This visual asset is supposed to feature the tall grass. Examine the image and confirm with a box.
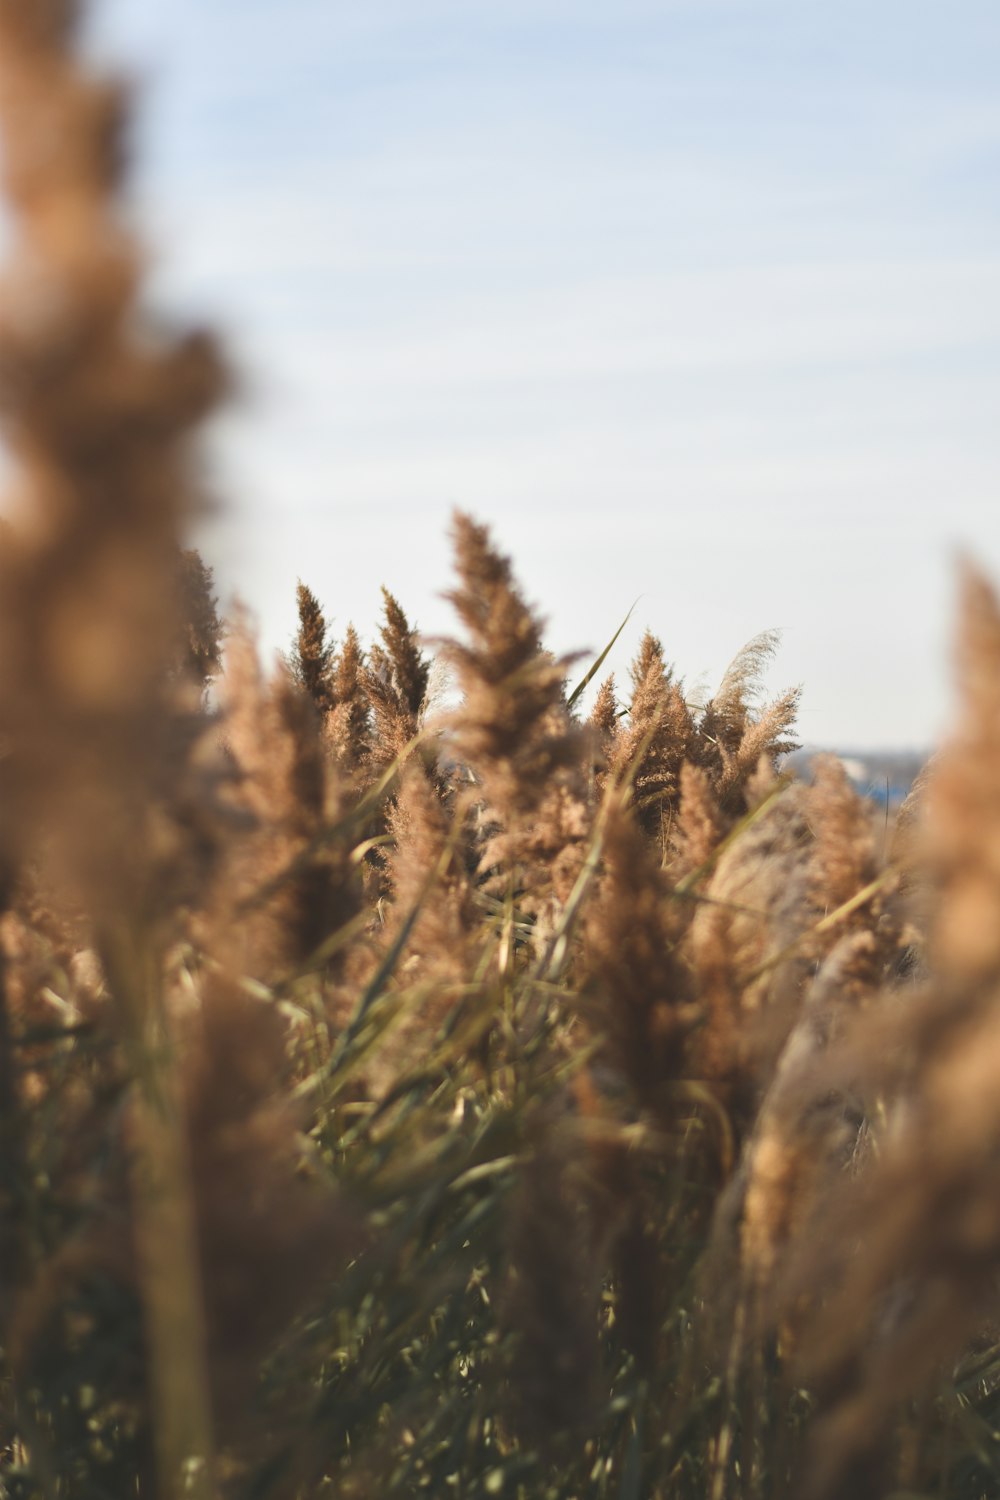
[1,7,999,1500]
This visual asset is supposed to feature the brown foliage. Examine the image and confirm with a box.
[212,623,361,977]
[443,512,592,923]
[289,580,336,717]
[582,791,696,1114]
[768,567,1000,1497]
[10,10,1000,1500]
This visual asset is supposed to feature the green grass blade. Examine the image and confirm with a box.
[567,600,638,710]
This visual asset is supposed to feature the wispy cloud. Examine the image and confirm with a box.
[76,0,1000,747]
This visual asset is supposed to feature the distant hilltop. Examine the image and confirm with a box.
[784,747,928,807]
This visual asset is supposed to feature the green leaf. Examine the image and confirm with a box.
[567,600,638,710]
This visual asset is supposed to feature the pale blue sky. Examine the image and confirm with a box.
[80,0,1000,747]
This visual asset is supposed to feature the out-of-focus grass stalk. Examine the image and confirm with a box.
[103,922,215,1500]
[0,934,23,1313]
[0,0,226,1486]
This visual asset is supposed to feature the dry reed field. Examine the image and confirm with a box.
[3,7,1000,1499]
